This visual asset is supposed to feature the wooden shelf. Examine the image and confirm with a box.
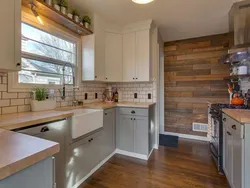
[22,0,93,36]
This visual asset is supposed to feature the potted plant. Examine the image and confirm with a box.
[53,0,60,11]
[45,0,52,6]
[72,9,80,23]
[59,0,68,15]
[31,87,56,112]
[83,15,91,29]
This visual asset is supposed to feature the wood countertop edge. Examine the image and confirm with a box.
[222,109,250,124]
[0,140,59,181]
[1,112,74,131]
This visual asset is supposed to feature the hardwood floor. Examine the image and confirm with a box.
[80,139,229,188]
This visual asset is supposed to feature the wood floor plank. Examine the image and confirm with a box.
[80,139,229,188]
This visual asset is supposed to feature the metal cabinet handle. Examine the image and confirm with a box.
[134,118,136,120]
[131,111,135,114]
[41,126,50,133]
[105,113,108,115]
[131,118,133,120]
[88,138,94,142]
[223,118,226,122]
[227,131,232,136]
[16,62,21,67]
[232,125,236,130]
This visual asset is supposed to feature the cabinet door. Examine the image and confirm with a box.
[134,116,149,155]
[123,32,136,82]
[135,30,150,82]
[95,28,105,81]
[102,109,116,159]
[36,123,66,188]
[66,140,91,188]
[0,0,21,71]
[225,124,233,183]
[117,115,134,152]
[105,33,123,82]
[232,123,243,188]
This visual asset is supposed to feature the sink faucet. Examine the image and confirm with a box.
[59,62,79,106]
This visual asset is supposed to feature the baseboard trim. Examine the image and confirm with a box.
[72,151,116,188]
[153,144,159,150]
[115,149,148,160]
[161,132,211,142]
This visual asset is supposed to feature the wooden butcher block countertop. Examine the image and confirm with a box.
[0,129,59,181]
[222,109,250,124]
[0,110,73,131]
[81,102,156,109]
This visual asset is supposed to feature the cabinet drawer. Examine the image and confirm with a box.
[118,107,148,117]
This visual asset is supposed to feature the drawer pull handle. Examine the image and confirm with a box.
[227,131,232,136]
[131,111,135,114]
[41,126,50,133]
[232,125,236,130]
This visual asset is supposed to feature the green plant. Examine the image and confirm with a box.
[83,15,91,24]
[59,0,68,8]
[34,87,47,101]
[72,9,80,16]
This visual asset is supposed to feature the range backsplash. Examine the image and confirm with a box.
[0,75,155,115]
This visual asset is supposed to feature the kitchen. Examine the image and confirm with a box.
[0,0,249,188]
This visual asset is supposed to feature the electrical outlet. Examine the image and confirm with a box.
[134,93,138,99]
[85,93,88,100]
[95,93,98,99]
[148,93,152,99]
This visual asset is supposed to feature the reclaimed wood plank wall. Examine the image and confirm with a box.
[164,33,233,136]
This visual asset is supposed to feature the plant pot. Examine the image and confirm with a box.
[60,6,67,14]
[45,0,52,6]
[53,4,60,11]
[31,100,57,112]
[67,13,73,19]
[74,15,80,23]
[84,22,90,29]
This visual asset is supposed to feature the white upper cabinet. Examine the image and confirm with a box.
[82,14,105,81]
[123,29,152,82]
[0,0,21,72]
[135,30,151,82]
[123,32,136,82]
[105,32,123,82]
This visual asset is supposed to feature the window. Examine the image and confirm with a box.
[20,23,76,85]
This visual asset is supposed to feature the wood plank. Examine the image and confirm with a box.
[176,50,227,61]
[176,69,211,76]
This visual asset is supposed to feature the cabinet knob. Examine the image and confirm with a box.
[223,118,226,122]
[131,118,133,120]
[16,62,21,67]
[106,78,108,80]
[95,76,97,78]
[134,118,136,120]
[136,78,138,80]
[105,113,108,115]
[131,111,135,114]
[133,78,135,80]
[232,125,236,130]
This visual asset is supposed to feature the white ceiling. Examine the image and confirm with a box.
[69,0,240,42]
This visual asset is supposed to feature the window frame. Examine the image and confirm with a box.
[8,12,82,92]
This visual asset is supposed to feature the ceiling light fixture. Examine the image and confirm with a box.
[30,4,44,25]
[132,0,154,4]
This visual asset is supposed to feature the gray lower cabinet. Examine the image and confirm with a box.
[0,157,55,188]
[66,109,116,188]
[116,107,152,156]
[101,108,116,158]
[134,116,149,155]
[222,113,250,188]
[66,131,102,188]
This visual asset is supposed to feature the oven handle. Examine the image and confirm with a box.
[209,143,219,159]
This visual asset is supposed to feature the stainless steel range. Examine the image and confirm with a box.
[209,104,248,174]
